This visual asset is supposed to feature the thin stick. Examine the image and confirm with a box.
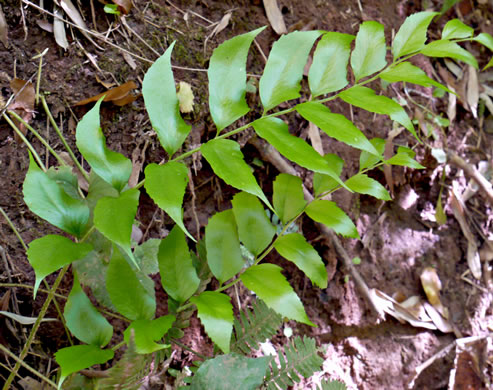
[406,341,455,389]
[0,344,57,389]
[0,283,67,300]
[3,265,69,389]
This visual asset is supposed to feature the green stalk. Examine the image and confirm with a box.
[3,265,69,390]
[7,110,68,167]
[0,344,57,388]
[3,113,45,169]
[0,206,28,252]
[41,96,90,182]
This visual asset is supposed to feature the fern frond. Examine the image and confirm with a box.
[98,337,151,389]
[231,299,283,354]
[319,379,347,390]
[263,336,323,390]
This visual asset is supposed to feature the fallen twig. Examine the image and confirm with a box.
[448,151,493,205]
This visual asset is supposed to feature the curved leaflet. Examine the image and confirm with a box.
[252,117,348,190]
[93,188,140,267]
[274,233,327,288]
[296,102,379,155]
[420,40,478,68]
[64,273,113,347]
[205,209,244,284]
[106,245,156,321]
[123,315,175,354]
[379,62,451,92]
[75,98,132,192]
[442,19,474,40]
[231,192,275,257]
[143,42,191,156]
[345,173,391,201]
[201,139,271,209]
[392,11,438,59]
[351,21,386,81]
[55,345,114,389]
[158,225,199,303]
[273,173,306,224]
[305,199,359,239]
[191,291,233,353]
[144,161,193,240]
[241,264,314,326]
[27,235,92,298]
[309,32,354,96]
[23,153,90,238]
[260,30,321,112]
[208,27,265,131]
[339,86,416,139]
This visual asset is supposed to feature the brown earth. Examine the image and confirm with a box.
[0,0,492,389]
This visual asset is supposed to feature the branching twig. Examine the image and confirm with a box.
[249,137,385,320]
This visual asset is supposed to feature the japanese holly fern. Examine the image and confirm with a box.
[22,12,491,388]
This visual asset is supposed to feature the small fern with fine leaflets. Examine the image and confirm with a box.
[231,299,283,354]
[319,379,348,390]
[263,336,324,390]
[98,336,151,389]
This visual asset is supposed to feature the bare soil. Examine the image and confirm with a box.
[0,0,492,389]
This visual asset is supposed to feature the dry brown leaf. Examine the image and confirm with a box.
[423,302,453,333]
[466,65,479,118]
[53,7,69,50]
[74,81,139,106]
[128,146,143,188]
[448,86,457,124]
[112,0,132,15]
[420,267,448,319]
[57,0,102,49]
[0,4,8,48]
[204,13,232,53]
[307,122,323,155]
[263,0,287,35]
[370,289,438,330]
[36,19,53,33]
[420,268,441,306]
[9,79,36,138]
[450,351,483,390]
[0,290,10,311]
[122,51,137,70]
[450,184,481,279]
[95,74,115,89]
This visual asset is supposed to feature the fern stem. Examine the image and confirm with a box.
[3,265,69,390]
[171,339,208,360]
[111,341,126,352]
